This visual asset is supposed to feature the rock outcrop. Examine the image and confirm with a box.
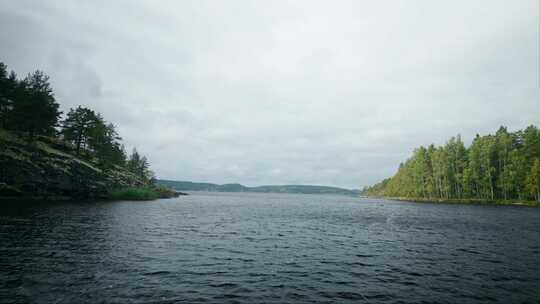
[0,129,146,200]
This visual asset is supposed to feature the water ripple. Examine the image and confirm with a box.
[1,192,540,303]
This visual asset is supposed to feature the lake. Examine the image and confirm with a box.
[1,192,540,303]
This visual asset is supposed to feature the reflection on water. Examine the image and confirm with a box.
[1,192,540,303]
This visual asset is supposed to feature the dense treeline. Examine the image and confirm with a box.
[363,126,540,202]
[0,62,154,182]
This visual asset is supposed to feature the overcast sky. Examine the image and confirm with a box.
[1,0,539,188]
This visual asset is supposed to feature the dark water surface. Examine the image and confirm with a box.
[1,193,540,303]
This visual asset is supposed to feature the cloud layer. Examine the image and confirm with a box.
[1,0,539,188]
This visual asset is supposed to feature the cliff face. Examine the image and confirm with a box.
[0,129,145,200]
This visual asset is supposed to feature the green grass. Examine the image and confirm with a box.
[109,187,160,201]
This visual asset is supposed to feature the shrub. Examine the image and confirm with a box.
[109,187,160,201]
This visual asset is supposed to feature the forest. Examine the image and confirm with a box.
[362,126,540,203]
[0,62,154,184]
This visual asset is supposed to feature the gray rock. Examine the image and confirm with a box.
[0,130,146,200]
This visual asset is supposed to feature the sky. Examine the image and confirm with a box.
[1,0,539,189]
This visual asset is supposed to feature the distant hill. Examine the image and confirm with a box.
[156,180,360,196]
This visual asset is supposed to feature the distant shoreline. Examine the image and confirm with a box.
[157,179,361,196]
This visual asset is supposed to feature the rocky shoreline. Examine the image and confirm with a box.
[0,129,178,201]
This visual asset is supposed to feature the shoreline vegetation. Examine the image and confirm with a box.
[371,196,540,207]
[363,125,540,206]
[0,62,178,201]
[109,187,187,201]
[0,187,186,202]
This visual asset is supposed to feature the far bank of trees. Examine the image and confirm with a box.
[0,62,154,182]
[363,126,540,202]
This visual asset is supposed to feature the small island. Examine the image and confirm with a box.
[0,62,179,201]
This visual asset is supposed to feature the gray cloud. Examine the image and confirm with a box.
[1,0,539,188]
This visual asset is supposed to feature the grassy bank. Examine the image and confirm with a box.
[109,187,161,200]
[109,186,185,201]
[382,197,540,207]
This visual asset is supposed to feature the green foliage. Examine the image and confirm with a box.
[61,106,99,154]
[0,65,61,137]
[60,107,126,167]
[1,61,154,187]
[91,122,127,167]
[0,63,16,128]
[109,187,160,201]
[126,148,152,181]
[526,159,540,201]
[364,126,540,203]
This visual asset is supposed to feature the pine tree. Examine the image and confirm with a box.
[0,63,9,127]
[127,148,151,180]
[89,120,126,167]
[1,62,154,182]
[8,70,61,138]
[0,63,19,129]
[61,106,99,155]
